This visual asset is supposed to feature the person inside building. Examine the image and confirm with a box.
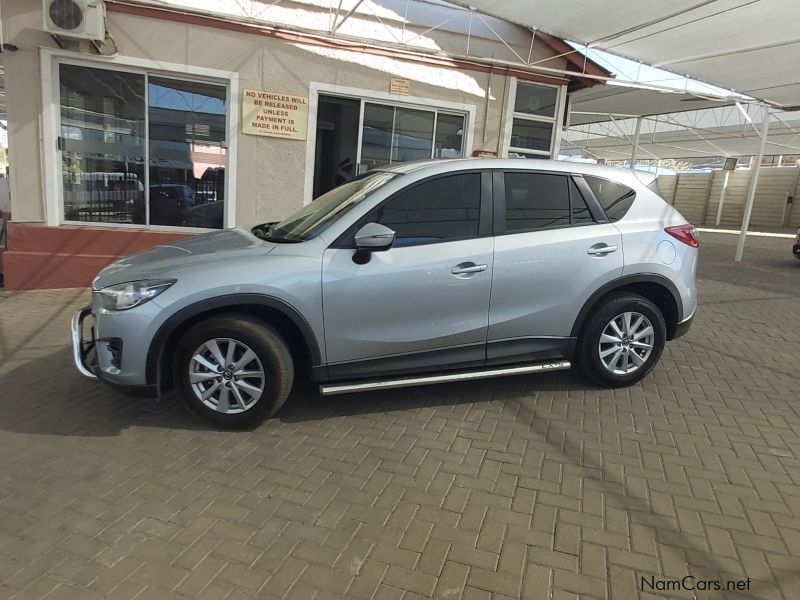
[334,158,355,186]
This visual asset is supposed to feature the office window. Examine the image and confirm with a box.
[360,103,466,171]
[372,173,481,245]
[59,63,227,228]
[504,173,570,232]
[506,81,560,159]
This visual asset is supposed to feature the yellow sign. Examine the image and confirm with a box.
[390,76,411,96]
[242,89,308,140]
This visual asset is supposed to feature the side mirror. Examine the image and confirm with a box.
[353,222,395,264]
[355,222,395,251]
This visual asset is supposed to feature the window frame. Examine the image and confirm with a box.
[502,78,567,159]
[331,170,493,249]
[492,170,608,236]
[42,49,238,231]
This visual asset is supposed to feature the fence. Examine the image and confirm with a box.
[655,165,800,228]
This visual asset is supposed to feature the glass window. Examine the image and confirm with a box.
[584,175,636,222]
[59,63,227,228]
[510,119,553,153]
[60,64,146,224]
[359,103,467,171]
[392,107,434,164]
[434,113,464,158]
[149,77,227,228]
[515,83,558,117]
[504,172,570,232]
[570,180,595,225]
[361,103,394,170]
[372,173,481,246]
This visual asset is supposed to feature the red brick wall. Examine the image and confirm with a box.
[2,223,191,290]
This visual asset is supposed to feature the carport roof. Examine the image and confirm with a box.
[447,0,800,109]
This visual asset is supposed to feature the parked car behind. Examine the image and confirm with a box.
[73,159,698,428]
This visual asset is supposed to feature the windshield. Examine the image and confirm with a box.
[256,171,398,243]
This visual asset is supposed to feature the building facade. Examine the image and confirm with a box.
[1,0,607,289]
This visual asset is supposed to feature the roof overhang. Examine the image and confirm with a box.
[447,0,800,109]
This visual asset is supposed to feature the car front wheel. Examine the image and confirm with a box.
[579,293,666,387]
[175,316,294,428]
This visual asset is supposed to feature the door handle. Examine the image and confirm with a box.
[587,244,618,256]
[451,262,488,277]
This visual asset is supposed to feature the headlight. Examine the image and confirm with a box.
[97,279,175,311]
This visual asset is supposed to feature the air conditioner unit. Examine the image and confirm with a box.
[44,0,106,41]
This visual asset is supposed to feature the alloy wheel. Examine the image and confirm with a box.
[189,338,266,413]
[598,311,655,375]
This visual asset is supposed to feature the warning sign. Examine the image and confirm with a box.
[242,89,308,140]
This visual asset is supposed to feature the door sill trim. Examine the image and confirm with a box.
[319,360,572,396]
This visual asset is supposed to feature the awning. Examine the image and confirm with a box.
[447,0,800,109]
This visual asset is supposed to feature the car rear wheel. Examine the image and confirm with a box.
[578,292,666,387]
[175,316,293,428]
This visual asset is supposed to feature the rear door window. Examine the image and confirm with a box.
[584,175,636,222]
[503,172,571,233]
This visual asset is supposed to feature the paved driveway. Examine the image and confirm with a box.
[0,232,798,600]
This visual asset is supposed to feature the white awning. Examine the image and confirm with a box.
[447,0,800,108]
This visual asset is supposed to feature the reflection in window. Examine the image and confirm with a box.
[59,64,227,228]
[510,119,553,153]
[148,77,227,228]
[514,83,558,117]
[359,103,466,171]
[434,113,464,158]
[392,108,434,164]
[360,103,395,171]
[60,65,146,224]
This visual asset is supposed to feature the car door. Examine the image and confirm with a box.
[322,171,494,379]
[487,170,623,364]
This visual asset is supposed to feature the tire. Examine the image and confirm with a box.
[175,316,294,428]
[578,292,666,387]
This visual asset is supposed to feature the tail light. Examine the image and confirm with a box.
[665,224,699,248]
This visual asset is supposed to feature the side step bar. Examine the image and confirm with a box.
[320,360,571,396]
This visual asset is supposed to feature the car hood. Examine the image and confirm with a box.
[92,228,274,289]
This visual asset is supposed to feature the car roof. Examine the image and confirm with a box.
[377,158,655,188]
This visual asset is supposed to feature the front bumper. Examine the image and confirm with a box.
[71,307,98,379]
[71,306,157,396]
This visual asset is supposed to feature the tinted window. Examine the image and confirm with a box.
[570,180,595,225]
[584,175,636,221]
[373,173,481,246]
[504,173,570,232]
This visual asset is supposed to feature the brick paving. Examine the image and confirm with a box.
[0,232,798,599]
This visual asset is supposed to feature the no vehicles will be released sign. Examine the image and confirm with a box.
[242,89,308,140]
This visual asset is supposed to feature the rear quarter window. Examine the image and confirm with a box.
[584,175,636,222]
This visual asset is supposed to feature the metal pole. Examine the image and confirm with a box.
[654,159,661,177]
[735,106,770,262]
[714,170,730,226]
[630,116,642,169]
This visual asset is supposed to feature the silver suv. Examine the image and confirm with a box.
[72,159,698,428]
